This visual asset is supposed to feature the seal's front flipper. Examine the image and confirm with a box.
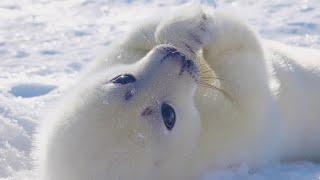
[155,5,214,60]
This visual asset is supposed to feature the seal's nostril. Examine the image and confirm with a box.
[185,60,194,68]
[163,46,178,54]
[160,46,185,63]
[157,45,199,81]
[181,60,196,72]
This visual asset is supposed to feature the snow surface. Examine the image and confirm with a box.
[0,0,319,179]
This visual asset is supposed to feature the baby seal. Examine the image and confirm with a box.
[35,45,201,180]
[35,5,320,180]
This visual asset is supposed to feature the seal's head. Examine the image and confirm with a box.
[44,45,201,180]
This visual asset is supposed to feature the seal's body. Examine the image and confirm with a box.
[35,6,320,180]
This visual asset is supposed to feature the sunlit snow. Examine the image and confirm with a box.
[0,0,319,179]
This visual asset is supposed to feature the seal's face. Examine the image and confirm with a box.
[95,45,200,179]
[48,45,200,180]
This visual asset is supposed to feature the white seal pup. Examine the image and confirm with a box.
[35,45,201,180]
[34,5,320,180]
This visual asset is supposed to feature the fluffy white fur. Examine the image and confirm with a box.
[35,5,320,180]
[35,45,201,180]
[195,10,320,171]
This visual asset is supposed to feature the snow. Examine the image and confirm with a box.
[9,84,57,98]
[0,0,319,179]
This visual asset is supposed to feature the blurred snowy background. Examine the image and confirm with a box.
[0,0,319,179]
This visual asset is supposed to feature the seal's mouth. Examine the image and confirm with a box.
[158,45,200,82]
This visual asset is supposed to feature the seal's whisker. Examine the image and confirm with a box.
[198,82,235,103]
[199,62,210,68]
[199,78,218,85]
[200,76,225,81]
[202,69,213,74]
[200,68,213,73]
[200,73,214,78]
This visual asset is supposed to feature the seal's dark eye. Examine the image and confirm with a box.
[110,74,136,85]
[161,103,176,131]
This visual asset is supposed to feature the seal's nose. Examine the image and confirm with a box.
[156,45,189,64]
[162,46,179,55]
[155,45,199,81]
[156,45,182,61]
